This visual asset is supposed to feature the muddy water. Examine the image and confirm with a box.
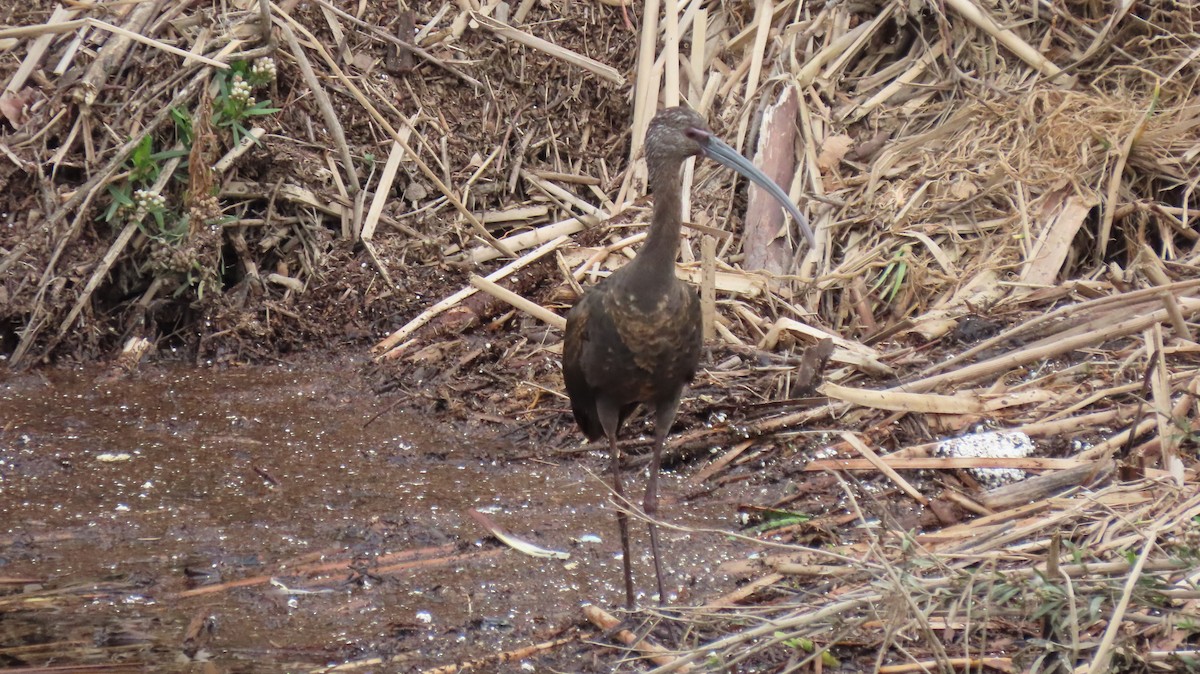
[0,360,749,671]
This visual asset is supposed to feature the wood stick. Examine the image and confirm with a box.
[845,40,946,122]
[84,17,228,69]
[469,275,567,330]
[700,235,717,341]
[280,22,362,203]
[374,236,569,356]
[624,0,662,205]
[663,0,680,108]
[360,139,405,240]
[3,6,78,93]
[688,8,706,105]
[899,299,1200,393]
[918,279,1200,378]
[272,5,514,258]
[1097,98,1153,254]
[467,215,591,264]
[1086,527,1158,673]
[842,432,928,505]
[942,0,1074,85]
[1140,245,1193,340]
[583,604,694,671]
[316,0,480,86]
[0,16,227,71]
[733,0,773,153]
[688,439,752,486]
[471,13,624,84]
[419,634,586,674]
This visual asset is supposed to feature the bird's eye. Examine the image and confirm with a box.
[684,127,706,142]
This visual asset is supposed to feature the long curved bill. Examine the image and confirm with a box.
[700,133,816,247]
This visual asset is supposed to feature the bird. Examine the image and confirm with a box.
[562,106,815,609]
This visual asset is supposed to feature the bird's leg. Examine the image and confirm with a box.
[597,399,635,610]
[611,428,636,610]
[645,397,681,606]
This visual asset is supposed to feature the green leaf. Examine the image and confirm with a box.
[130,135,153,167]
[107,183,134,207]
[886,260,908,301]
[241,100,281,116]
[742,508,812,534]
[150,148,189,161]
[778,632,814,651]
[170,107,193,144]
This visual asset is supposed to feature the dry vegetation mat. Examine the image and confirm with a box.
[3,0,1200,671]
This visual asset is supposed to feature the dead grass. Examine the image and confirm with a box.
[2,0,1200,671]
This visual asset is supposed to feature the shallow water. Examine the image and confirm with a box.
[0,361,748,671]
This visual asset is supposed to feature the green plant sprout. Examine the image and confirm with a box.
[102,135,186,230]
[871,244,911,303]
[98,57,280,299]
[213,57,281,146]
[742,508,812,535]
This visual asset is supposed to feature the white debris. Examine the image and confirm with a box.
[935,430,1034,489]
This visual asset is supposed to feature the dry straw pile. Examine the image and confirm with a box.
[3,0,1200,670]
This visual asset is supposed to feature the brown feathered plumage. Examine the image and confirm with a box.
[561,106,813,609]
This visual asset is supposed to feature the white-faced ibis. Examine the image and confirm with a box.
[563,106,815,608]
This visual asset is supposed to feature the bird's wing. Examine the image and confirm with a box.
[562,295,605,440]
[610,282,702,382]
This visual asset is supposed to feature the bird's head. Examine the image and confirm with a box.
[645,106,711,165]
[642,106,816,247]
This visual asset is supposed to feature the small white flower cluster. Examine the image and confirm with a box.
[935,430,1033,489]
[230,74,255,106]
[133,189,165,212]
[251,57,277,82]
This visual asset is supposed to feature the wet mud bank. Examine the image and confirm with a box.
[0,360,749,671]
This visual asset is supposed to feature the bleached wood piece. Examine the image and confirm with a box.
[4,6,78,94]
[469,275,566,330]
[943,0,1074,85]
[374,236,570,357]
[360,139,405,241]
[471,13,624,85]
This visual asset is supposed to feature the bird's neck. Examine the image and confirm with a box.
[626,160,685,289]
